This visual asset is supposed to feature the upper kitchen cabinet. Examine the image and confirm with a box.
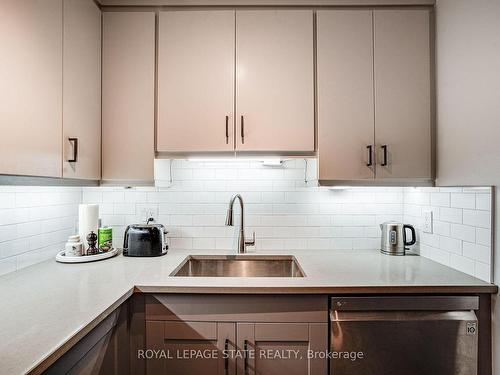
[374,9,432,180]
[317,8,432,183]
[0,0,62,177]
[157,11,235,152]
[63,0,102,180]
[157,10,314,154]
[102,12,155,183]
[317,10,375,181]
[236,10,314,152]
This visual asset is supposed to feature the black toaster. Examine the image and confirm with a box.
[123,223,168,257]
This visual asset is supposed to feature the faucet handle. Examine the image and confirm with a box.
[245,231,256,247]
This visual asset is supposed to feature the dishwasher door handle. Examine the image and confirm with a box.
[330,296,479,311]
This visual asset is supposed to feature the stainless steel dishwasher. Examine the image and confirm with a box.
[330,296,479,375]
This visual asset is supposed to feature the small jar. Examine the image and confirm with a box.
[65,235,83,257]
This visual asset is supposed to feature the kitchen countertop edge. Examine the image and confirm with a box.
[135,284,498,294]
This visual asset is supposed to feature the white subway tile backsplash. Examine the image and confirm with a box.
[170,215,193,226]
[474,262,491,282]
[430,192,451,207]
[450,193,475,209]
[419,244,448,265]
[405,191,430,205]
[0,257,16,276]
[0,162,493,284]
[0,193,15,209]
[331,238,353,250]
[306,238,331,250]
[192,238,216,250]
[0,224,17,242]
[403,185,492,282]
[476,228,491,247]
[462,242,491,264]
[463,209,491,229]
[439,187,463,193]
[16,244,60,270]
[353,238,379,250]
[433,221,451,236]
[114,203,136,215]
[475,194,491,211]
[450,223,476,242]
[0,187,80,275]
[420,232,440,248]
[102,191,125,203]
[123,191,148,202]
[170,238,193,249]
[450,254,475,275]
[438,207,463,224]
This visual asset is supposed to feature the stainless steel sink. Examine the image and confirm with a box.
[170,255,305,277]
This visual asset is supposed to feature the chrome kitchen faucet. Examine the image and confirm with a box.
[225,194,255,253]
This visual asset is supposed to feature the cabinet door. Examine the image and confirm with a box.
[63,0,101,180]
[0,0,62,177]
[317,10,375,181]
[236,322,327,375]
[102,12,155,182]
[45,305,129,375]
[146,321,236,375]
[374,9,432,180]
[236,10,314,152]
[157,11,235,152]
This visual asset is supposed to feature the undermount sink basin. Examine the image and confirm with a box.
[170,255,305,277]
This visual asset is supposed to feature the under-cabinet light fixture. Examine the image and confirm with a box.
[185,157,284,167]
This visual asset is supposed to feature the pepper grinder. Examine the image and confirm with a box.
[86,231,98,255]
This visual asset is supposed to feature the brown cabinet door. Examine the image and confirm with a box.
[146,320,236,375]
[102,12,155,183]
[157,10,235,152]
[63,0,101,180]
[235,10,314,152]
[0,0,62,177]
[374,9,432,180]
[317,10,375,182]
[46,305,129,375]
[236,322,327,375]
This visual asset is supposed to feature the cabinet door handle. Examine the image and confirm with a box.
[241,115,245,144]
[68,137,78,163]
[366,145,373,167]
[224,338,229,375]
[381,145,388,166]
[225,116,229,144]
[244,339,249,375]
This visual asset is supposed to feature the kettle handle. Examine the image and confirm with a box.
[403,225,416,246]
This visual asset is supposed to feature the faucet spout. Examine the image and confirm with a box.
[225,194,255,253]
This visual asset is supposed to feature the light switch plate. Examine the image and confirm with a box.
[423,211,433,233]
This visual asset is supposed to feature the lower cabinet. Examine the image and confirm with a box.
[236,322,326,375]
[144,294,328,375]
[44,303,129,375]
[146,321,235,375]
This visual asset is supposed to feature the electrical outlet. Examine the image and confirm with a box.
[139,206,157,223]
[423,211,433,233]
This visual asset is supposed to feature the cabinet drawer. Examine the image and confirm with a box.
[146,294,328,323]
[254,323,309,341]
[164,321,217,340]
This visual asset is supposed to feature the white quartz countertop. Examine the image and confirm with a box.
[0,249,496,374]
